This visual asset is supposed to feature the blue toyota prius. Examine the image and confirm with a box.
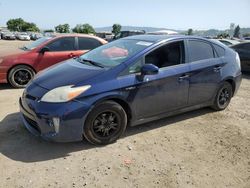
[20,35,242,145]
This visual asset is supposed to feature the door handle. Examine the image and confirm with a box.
[68,53,75,58]
[213,66,222,72]
[179,74,189,82]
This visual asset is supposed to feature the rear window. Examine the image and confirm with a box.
[188,40,214,62]
[242,43,250,50]
[78,37,102,50]
[213,44,225,57]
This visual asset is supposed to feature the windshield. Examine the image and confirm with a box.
[23,37,52,50]
[79,39,153,68]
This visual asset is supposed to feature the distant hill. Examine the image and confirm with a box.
[95,26,250,37]
[95,26,180,33]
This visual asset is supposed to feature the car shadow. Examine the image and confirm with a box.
[0,112,93,163]
[242,72,250,79]
[125,107,213,137]
[0,108,213,163]
[0,83,14,90]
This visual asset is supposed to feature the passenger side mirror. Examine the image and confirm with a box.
[141,64,159,76]
[39,46,50,54]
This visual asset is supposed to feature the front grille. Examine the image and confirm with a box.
[23,115,41,134]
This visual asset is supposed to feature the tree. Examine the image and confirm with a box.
[230,23,235,31]
[6,18,39,32]
[55,24,70,33]
[7,18,25,31]
[187,28,193,35]
[233,25,240,38]
[112,24,121,36]
[22,22,39,32]
[43,29,54,33]
[217,33,230,39]
[72,24,95,34]
[243,33,250,37]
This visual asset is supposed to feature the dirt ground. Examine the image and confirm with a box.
[0,40,250,188]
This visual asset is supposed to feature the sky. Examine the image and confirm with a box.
[0,0,250,30]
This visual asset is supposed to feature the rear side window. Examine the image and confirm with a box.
[78,37,102,50]
[188,40,214,62]
[47,37,76,51]
[213,44,225,57]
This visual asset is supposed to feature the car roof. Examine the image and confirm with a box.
[52,33,107,43]
[231,41,250,47]
[124,34,209,43]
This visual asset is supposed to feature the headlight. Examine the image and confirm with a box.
[41,85,91,103]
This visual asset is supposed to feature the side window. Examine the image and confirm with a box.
[188,40,214,62]
[120,59,143,76]
[47,37,75,51]
[213,44,225,57]
[78,37,102,50]
[145,41,184,68]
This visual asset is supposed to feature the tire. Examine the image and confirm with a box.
[8,65,35,88]
[212,82,233,111]
[83,101,127,145]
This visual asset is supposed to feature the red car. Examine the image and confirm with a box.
[0,34,107,88]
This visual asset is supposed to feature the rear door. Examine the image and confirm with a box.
[187,39,224,105]
[35,37,77,71]
[75,37,103,57]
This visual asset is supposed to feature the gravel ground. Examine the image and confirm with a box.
[0,40,250,188]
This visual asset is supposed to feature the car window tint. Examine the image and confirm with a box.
[145,41,184,68]
[78,37,102,50]
[47,37,75,51]
[213,44,225,57]
[242,43,250,50]
[188,40,214,62]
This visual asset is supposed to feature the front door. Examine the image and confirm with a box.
[35,37,77,71]
[119,40,190,120]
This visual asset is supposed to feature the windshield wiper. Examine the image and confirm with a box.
[77,58,104,68]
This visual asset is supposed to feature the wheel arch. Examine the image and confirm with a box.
[7,64,37,82]
[90,95,133,125]
[222,77,236,96]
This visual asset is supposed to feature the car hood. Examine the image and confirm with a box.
[33,59,105,90]
[1,48,26,58]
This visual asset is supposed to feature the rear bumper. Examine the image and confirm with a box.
[233,73,242,96]
[4,36,15,40]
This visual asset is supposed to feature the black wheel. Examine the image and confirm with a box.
[83,101,127,145]
[8,65,35,88]
[212,82,233,111]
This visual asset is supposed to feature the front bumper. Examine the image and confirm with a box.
[19,95,92,142]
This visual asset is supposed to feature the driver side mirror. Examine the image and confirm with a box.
[136,64,159,81]
[39,46,50,54]
[141,64,159,76]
